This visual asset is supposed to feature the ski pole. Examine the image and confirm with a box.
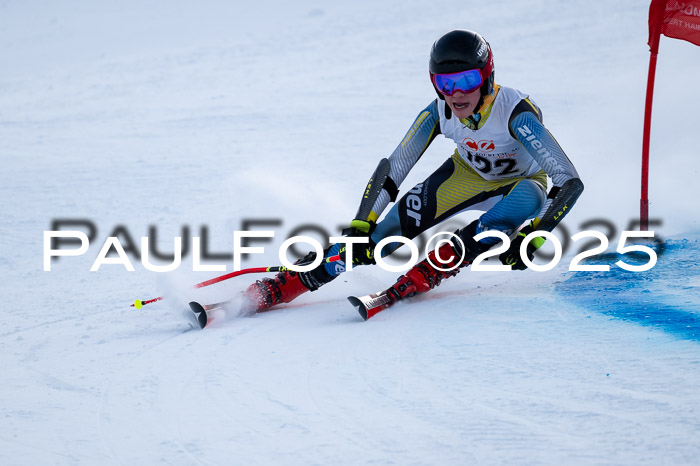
[132,254,342,309]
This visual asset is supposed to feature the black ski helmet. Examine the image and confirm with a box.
[429,30,495,102]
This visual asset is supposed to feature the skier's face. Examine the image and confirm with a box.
[445,89,481,119]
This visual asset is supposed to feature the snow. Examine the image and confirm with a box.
[2,0,700,464]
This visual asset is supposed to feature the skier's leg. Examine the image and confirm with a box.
[381,154,547,299]
[388,179,546,300]
[473,178,546,244]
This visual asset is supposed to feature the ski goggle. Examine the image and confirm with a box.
[431,69,484,96]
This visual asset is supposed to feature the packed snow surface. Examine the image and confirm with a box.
[1,0,699,464]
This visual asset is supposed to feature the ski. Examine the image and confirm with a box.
[185,295,255,329]
[187,299,240,329]
[190,282,401,327]
[347,289,399,320]
[188,301,211,329]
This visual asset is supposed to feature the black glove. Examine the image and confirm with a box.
[340,219,376,266]
[499,222,546,270]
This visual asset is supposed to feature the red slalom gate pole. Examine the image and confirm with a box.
[641,42,660,231]
[642,0,665,231]
[132,254,342,309]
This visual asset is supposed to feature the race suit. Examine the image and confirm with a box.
[323,84,583,277]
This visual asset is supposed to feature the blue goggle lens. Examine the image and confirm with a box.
[432,69,483,96]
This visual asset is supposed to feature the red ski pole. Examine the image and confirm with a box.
[132,255,341,309]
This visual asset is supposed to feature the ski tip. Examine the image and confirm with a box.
[188,301,209,329]
[347,296,368,321]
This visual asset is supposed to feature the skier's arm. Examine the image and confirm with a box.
[509,103,584,233]
[351,100,441,233]
[500,101,584,269]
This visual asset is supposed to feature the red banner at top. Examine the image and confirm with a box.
[649,0,700,49]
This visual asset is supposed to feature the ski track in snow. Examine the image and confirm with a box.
[2,0,700,464]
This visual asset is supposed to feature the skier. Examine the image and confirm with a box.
[245,29,584,313]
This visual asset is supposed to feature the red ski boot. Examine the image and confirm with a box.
[245,269,310,311]
[388,241,464,300]
[244,251,338,311]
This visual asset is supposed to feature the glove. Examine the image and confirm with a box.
[340,243,375,266]
[499,221,546,270]
[340,219,376,266]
